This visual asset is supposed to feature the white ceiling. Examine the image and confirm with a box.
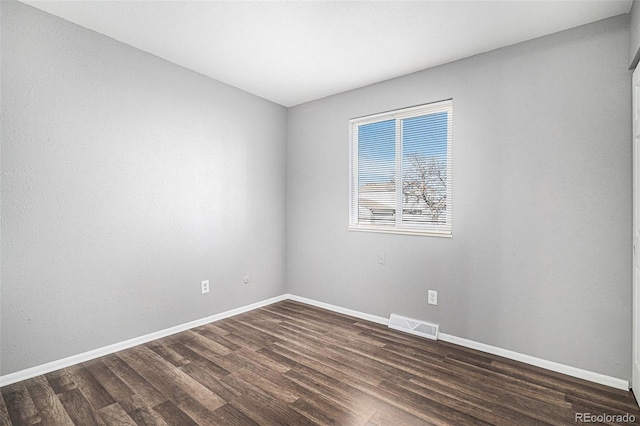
[22,0,632,107]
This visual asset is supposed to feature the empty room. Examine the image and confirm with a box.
[2,0,640,424]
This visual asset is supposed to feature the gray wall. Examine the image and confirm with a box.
[1,2,287,375]
[630,0,640,68]
[287,15,632,380]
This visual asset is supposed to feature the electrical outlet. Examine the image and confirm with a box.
[428,290,438,305]
[201,280,210,294]
[378,252,385,265]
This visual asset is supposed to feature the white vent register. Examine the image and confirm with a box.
[389,314,439,340]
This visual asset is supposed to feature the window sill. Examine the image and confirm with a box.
[348,225,452,238]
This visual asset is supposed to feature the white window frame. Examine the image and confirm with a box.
[349,100,453,237]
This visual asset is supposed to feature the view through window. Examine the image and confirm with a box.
[349,100,452,236]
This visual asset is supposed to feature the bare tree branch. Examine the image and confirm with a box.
[402,153,447,222]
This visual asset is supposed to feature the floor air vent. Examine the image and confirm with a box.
[388,314,439,340]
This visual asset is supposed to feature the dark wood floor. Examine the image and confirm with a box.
[1,300,639,425]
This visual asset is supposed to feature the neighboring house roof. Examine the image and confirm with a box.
[359,187,443,213]
[359,189,395,212]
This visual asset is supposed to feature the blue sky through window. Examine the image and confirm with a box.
[358,112,448,186]
[358,119,395,186]
[402,112,448,161]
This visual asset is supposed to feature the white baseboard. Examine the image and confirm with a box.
[0,294,287,387]
[1,293,630,392]
[286,294,389,325]
[286,294,630,391]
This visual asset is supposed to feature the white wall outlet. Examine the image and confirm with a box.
[378,252,385,265]
[428,290,438,305]
[201,280,210,294]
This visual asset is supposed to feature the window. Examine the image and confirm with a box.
[349,100,453,237]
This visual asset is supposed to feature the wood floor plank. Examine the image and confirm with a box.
[1,381,41,425]
[276,319,333,342]
[440,355,576,403]
[66,364,116,410]
[391,375,497,422]
[177,362,240,402]
[2,299,639,425]
[229,389,316,426]
[117,345,226,411]
[355,325,452,357]
[44,369,77,395]
[271,341,383,388]
[115,348,187,402]
[378,346,527,405]
[492,391,575,426]
[245,316,335,351]
[290,396,362,425]
[217,372,268,401]
[127,405,170,426]
[367,405,435,426]
[145,340,188,367]
[24,375,74,425]
[236,346,291,374]
[100,354,167,410]
[283,365,378,420]
[180,339,243,373]
[491,407,554,426]
[152,400,198,426]
[219,321,279,352]
[209,403,260,426]
[338,342,423,376]
[182,330,234,356]
[406,350,563,406]
[57,387,104,426]
[234,368,296,404]
[0,392,12,426]
[96,403,138,426]
[364,329,451,358]
[83,359,138,413]
[375,378,494,425]
[192,322,230,337]
[266,301,357,328]
[172,392,220,426]
[169,342,231,377]
[487,358,635,406]
[198,333,242,353]
[324,326,388,349]
[324,343,411,384]
[256,347,299,370]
